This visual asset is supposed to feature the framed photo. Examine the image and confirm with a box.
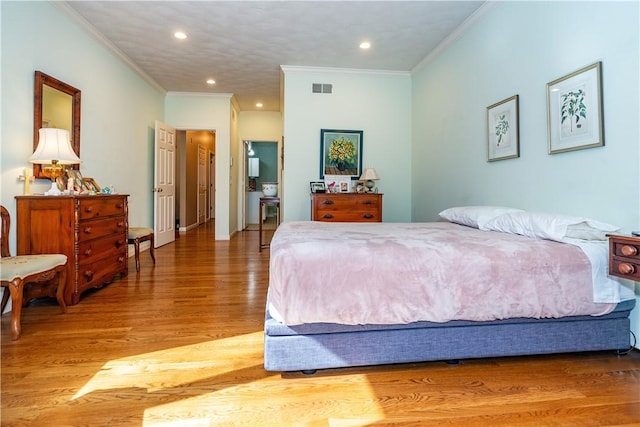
[547,62,603,154]
[309,181,326,193]
[353,180,365,193]
[66,169,88,192]
[83,177,101,193]
[487,95,519,162]
[338,180,351,193]
[320,129,363,179]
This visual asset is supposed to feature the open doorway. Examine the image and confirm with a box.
[243,140,278,230]
[176,130,216,232]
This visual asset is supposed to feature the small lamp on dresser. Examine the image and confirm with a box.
[359,168,379,192]
[28,128,81,196]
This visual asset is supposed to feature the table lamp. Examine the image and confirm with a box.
[29,128,81,196]
[359,168,379,192]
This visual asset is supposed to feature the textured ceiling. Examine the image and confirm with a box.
[62,1,485,111]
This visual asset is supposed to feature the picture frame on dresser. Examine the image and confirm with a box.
[67,169,88,192]
[547,61,604,154]
[83,177,101,193]
[320,129,363,179]
[310,181,326,193]
[486,95,519,162]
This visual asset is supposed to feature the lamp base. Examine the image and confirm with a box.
[365,180,376,192]
[44,180,62,196]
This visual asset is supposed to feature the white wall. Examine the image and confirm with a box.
[1,1,165,248]
[281,66,412,222]
[165,92,234,239]
[412,1,640,345]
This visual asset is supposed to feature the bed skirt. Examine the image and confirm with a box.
[264,299,635,372]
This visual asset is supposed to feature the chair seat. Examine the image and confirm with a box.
[128,227,153,239]
[0,255,67,281]
[128,227,155,272]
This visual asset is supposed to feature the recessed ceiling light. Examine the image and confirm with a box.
[256,103,263,108]
[360,41,371,49]
[206,79,216,85]
[174,31,187,40]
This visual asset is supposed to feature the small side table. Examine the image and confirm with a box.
[259,196,281,251]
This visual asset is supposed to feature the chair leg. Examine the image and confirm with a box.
[134,238,141,272]
[1,288,9,314]
[55,266,67,313]
[149,234,156,265]
[7,278,25,340]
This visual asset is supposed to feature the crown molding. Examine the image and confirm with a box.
[281,65,410,78]
[51,1,166,94]
[166,91,234,99]
[412,1,497,74]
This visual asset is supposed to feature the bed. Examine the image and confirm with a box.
[264,208,636,373]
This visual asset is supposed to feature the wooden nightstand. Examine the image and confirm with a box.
[311,193,382,222]
[607,234,640,281]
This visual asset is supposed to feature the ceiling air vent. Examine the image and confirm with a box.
[312,83,333,94]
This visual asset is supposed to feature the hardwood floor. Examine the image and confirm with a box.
[2,221,639,426]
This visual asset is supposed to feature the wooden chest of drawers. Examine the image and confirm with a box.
[607,234,640,281]
[16,195,129,305]
[311,193,382,222]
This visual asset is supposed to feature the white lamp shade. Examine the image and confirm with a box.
[359,168,379,181]
[29,128,81,165]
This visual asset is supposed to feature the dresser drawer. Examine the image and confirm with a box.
[77,250,127,289]
[315,209,380,222]
[78,216,126,242]
[78,234,127,263]
[313,195,380,210]
[607,235,640,281]
[79,197,126,220]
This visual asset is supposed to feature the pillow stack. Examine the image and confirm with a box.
[439,206,619,242]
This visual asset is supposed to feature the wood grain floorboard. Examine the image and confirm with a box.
[2,221,639,426]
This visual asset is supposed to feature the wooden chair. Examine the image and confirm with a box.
[0,206,67,340]
[128,227,156,272]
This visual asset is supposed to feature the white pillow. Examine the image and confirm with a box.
[438,206,525,230]
[483,211,620,241]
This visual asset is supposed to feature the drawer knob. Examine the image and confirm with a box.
[363,200,372,205]
[84,270,94,281]
[84,227,92,234]
[117,256,125,263]
[621,244,638,257]
[85,206,93,213]
[617,262,636,275]
[322,214,334,219]
[115,239,124,247]
[117,221,125,228]
[363,213,374,219]
[116,203,123,209]
[322,200,334,205]
[84,248,92,256]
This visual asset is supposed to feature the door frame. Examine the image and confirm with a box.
[176,127,218,232]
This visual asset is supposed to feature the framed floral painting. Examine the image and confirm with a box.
[486,95,519,162]
[320,129,363,179]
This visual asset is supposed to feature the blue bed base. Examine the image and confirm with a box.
[264,300,635,372]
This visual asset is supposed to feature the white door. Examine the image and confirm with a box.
[208,151,216,219]
[209,151,215,220]
[154,120,176,247]
[198,144,207,225]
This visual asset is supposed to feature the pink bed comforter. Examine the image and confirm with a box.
[268,221,616,325]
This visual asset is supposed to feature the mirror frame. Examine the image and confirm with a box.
[33,71,81,178]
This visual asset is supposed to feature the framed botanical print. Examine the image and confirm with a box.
[487,95,519,162]
[547,62,603,154]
